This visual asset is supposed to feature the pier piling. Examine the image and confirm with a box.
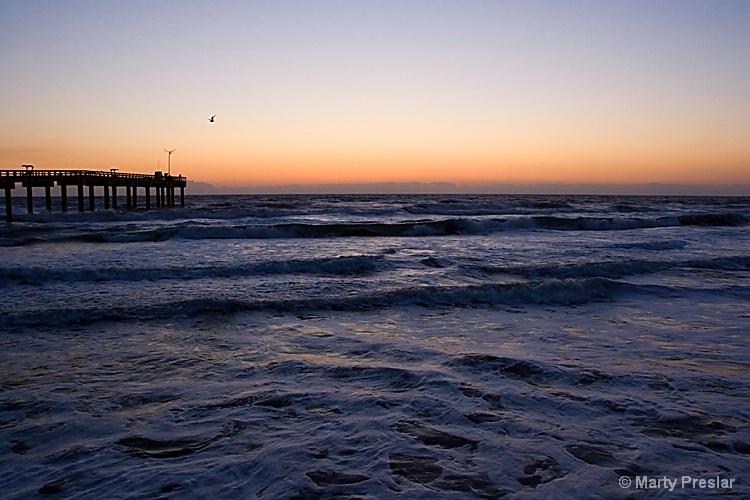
[61,184,68,212]
[4,188,11,222]
[26,185,34,214]
[78,183,85,212]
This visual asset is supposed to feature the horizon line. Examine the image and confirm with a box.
[187,180,750,196]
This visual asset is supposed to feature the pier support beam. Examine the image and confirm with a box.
[133,186,138,209]
[111,185,117,209]
[104,183,110,209]
[61,184,68,212]
[4,187,12,222]
[78,183,85,212]
[45,186,52,212]
[180,186,185,207]
[145,186,151,209]
[126,185,132,209]
[88,184,95,211]
[26,184,34,214]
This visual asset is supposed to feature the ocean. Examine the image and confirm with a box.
[1,194,749,498]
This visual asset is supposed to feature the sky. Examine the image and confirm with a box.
[1,0,749,194]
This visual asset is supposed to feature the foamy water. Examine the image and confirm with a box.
[1,194,749,498]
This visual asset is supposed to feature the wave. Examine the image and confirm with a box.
[676,213,749,226]
[0,277,626,328]
[526,212,747,230]
[449,353,618,388]
[471,255,750,280]
[0,255,383,285]
[168,212,746,238]
[3,211,746,246]
[610,240,687,251]
[3,247,748,290]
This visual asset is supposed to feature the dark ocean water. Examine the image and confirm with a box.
[1,194,749,498]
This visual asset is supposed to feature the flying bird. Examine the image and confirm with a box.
[209,115,216,122]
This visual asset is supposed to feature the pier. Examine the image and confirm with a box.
[1,168,187,222]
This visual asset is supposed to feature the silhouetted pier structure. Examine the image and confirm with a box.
[1,168,187,222]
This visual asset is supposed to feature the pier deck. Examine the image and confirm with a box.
[1,168,187,222]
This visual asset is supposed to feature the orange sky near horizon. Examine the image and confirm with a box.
[2,1,749,193]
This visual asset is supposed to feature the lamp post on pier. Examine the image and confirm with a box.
[164,149,175,175]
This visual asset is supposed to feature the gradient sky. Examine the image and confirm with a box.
[2,0,749,193]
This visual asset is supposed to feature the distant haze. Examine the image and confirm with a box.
[188,181,750,196]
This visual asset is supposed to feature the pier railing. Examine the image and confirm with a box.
[1,169,187,222]
[0,169,186,181]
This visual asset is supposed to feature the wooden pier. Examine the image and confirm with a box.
[1,168,187,222]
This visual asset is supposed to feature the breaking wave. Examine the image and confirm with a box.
[2,211,747,246]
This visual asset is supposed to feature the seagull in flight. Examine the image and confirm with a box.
[208,115,216,122]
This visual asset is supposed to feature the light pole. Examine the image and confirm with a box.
[164,149,175,175]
